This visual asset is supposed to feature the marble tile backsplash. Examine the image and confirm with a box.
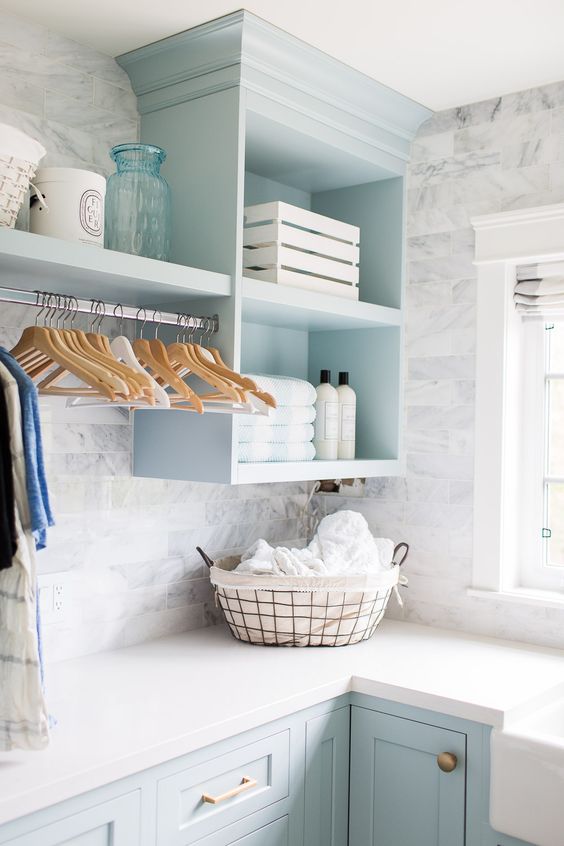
[315,78,564,650]
[0,9,138,176]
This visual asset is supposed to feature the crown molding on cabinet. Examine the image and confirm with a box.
[117,10,431,159]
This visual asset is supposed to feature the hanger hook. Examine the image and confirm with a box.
[34,291,46,326]
[96,300,107,335]
[152,309,162,340]
[136,307,147,339]
[55,294,64,329]
[113,303,124,336]
[89,299,99,332]
[46,293,58,327]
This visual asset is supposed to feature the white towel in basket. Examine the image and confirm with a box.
[236,511,394,577]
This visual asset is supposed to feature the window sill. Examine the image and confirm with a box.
[467,587,564,610]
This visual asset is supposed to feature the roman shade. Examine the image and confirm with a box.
[515,262,564,314]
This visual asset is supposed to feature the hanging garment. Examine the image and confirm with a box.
[0,388,16,570]
[0,361,49,750]
[0,349,54,549]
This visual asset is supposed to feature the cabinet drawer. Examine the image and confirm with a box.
[157,730,289,845]
[1,791,140,846]
[195,815,288,846]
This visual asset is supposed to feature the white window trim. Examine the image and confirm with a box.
[471,203,564,603]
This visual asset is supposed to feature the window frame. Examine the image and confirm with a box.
[471,203,564,600]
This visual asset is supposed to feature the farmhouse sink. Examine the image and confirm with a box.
[491,698,564,846]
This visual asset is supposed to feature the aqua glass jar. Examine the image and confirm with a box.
[105,143,171,261]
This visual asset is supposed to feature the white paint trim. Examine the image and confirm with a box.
[467,588,564,610]
[472,203,564,597]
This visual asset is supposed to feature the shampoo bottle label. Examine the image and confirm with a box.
[340,404,356,441]
[324,402,339,439]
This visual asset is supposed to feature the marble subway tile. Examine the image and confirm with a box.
[46,451,131,477]
[502,137,552,169]
[206,498,271,526]
[405,502,472,531]
[449,429,475,456]
[450,327,476,355]
[43,423,131,453]
[116,557,195,590]
[405,429,449,454]
[45,90,138,138]
[123,604,205,648]
[94,78,138,119]
[407,329,451,358]
[449,481,474,506]
[454,111,551,154]
[405,477,450,504]
[0,66,44,117]
[407,305,476,341]
[408,355,475,381]
[502,81,564,118]
[411,131,454,162]
[407,453,474,481]
[417,97,502,137]
[407,232,451,260]
[409,151,500,188]
[407,405,474,430]
[45,30,133,88]
[409,255,476,284]
[364,477,408,501]
[166,578,214,609]
[452,279,477,304]
[451,380,476,404]
[405,380,452,406]
[0,11,48,53]
[407,282,453,308]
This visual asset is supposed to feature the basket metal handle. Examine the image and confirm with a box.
[196,546,215,569]
[392,542,409,567]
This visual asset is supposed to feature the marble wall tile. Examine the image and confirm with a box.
[409,255,476,283]
[45,29,133,89]
[407,282,453,308]
[405,380,452,406]
[45,90,138,138]
[409,151,500,188]
[407,405,474,430]
[411,131,454,162]
[406,478,450,504]
[408,355,475,381]
[454,112,551,154]
[407,232,451,260]
[405,429,449,454]
[94,78,138,119]
[449,481,474,506]
[417,97,502,137]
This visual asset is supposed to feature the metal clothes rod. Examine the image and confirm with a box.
[0,285,219,332]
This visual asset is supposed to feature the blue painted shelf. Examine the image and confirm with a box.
[0,229,231,307]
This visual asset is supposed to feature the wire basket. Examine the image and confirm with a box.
[198,544,408,647]
[0,155,39,228]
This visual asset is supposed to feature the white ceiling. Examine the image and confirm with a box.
[2,0,564,110]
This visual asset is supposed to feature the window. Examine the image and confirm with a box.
[520,319,564,591]
[471,203,564,602]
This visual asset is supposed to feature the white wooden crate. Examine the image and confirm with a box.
[243,201,360,300]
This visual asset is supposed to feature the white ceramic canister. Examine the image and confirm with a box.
[30,167,106,247]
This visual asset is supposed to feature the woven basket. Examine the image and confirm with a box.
[202,544,408,648]
[0,154,39,228]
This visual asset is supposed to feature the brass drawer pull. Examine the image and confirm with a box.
[437,752,457,773]
[202,776,258,805]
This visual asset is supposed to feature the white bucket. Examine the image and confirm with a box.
[30,167,106,247]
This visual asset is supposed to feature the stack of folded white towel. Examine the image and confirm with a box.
[238,374,317,463]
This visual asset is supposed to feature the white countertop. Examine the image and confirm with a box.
[2,619,564,827]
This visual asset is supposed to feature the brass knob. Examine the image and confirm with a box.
[437,752,457,773]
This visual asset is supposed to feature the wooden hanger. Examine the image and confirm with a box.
[132,310,204,414]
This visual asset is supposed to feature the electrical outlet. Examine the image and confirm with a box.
[38,573,68,624]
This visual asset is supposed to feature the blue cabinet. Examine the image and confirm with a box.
[1,792,140,846]
[349,706,466,846]
[304,706,349,846]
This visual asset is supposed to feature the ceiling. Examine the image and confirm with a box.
[2,0,564,110]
